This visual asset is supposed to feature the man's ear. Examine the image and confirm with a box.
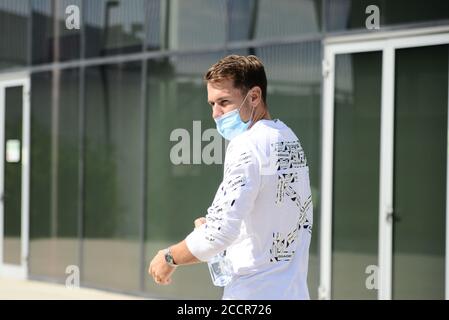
[250,86,262,106]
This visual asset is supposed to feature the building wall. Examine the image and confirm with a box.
[0,0,448,299]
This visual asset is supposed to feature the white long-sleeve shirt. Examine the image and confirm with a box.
[185,119,313,300]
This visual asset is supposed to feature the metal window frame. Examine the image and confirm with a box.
[77,0,86,285]
[446,44,449,301]
[139,0,150,293]
[321,28,449,300]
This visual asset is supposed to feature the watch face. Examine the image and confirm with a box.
[165,250,174,265]
[165,253,172,263]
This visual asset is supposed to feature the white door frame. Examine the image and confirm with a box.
[320,29,449,300]
[0,74,30,279]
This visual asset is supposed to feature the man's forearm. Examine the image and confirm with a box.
[170,240,202,265]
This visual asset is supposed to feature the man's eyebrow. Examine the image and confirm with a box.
[208,96,231,105]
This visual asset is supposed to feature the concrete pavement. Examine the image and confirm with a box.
[0,276,145,300]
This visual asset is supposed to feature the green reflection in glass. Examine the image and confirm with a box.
[332,51,382,299]
[83,62,142,291]
[393,44,448,300]
[29,70,79,278]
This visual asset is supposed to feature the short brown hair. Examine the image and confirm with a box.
[204,55,267,104]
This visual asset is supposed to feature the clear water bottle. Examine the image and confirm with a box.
[207,251,233,287]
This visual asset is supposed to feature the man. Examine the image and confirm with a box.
[149,55,313,300]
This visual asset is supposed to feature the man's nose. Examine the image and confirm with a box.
[212,106,223,119]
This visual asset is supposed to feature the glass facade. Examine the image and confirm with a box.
[0,0,448,300]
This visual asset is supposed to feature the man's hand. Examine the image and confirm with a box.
[194,217,206,228]
[148,250,176,285]
[148,228,204,284]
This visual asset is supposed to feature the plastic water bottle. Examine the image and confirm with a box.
[207,251,233,287]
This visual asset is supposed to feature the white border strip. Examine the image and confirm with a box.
[21,78,30,278]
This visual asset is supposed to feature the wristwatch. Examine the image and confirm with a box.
[164,248,177,267]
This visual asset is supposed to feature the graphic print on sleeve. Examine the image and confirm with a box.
[203,147,256,245]
[270,140,313,263]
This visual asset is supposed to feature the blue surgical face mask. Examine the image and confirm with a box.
[214,92,255,141]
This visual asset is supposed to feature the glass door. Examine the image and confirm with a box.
[321,31,449,300]
[0,76,30,279]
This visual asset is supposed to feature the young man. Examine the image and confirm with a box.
[149,55,313,300]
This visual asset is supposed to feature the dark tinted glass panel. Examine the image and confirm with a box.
[332,52,382,299]
[56,69,80,241]
[326,0,449,32]
[0,1,29,70]
[3,86,23,265]
[84,0,145,57]
[31,0,81,64]
[393,45,447,299]
[31,0,52,64]
[145,0,161,51]
[30,72,52,241]
[56,0,81,61]
[29,72,52,275]
[83,62,143,291]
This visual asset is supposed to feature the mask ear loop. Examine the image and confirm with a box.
[248,103,255,125]
[236,91,251,123]
[237,91,250,113]
[238,89,258,125]
[247,89,259,126]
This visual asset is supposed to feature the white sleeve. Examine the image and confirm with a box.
[185,140,261,262]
